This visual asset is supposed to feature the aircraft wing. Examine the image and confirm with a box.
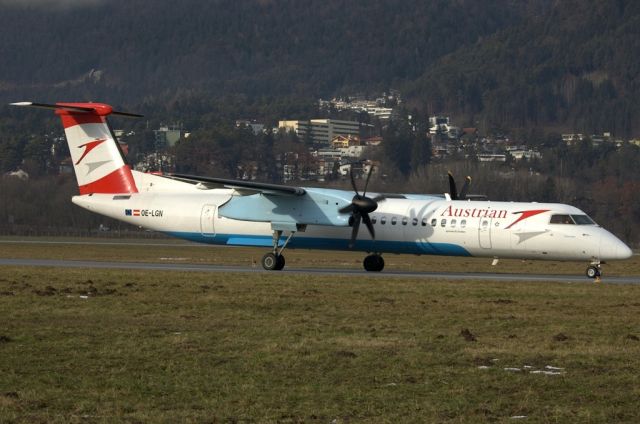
[167,173,306,196]
[165,173,356,228]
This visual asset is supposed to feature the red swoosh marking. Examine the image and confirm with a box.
[75,138,107,165]
[505,209,550,229]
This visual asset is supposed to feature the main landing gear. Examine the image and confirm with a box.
[261,228,295,271]
[363,254,384,272]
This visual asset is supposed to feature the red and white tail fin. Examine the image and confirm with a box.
[11,102,140,195]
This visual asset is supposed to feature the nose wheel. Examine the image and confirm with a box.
[586,259,604,282]
[586,262,602,279]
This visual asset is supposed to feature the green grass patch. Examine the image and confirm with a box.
[1,267,640,422]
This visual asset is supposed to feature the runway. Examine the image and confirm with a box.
[1,257,639,284]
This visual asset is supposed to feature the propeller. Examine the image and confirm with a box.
[448,171,471,200]
[339,166,385,248]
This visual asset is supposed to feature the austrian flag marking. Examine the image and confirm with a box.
[124,209,163,217]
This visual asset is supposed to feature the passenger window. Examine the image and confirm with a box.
[482,220,489,228]
[380,217,386,225]
[451,219,456,228]
[412,218,418,226]
[441,219,446,227]
[402,217,408,225]
[391,217,397,225]
[550,214,574,224]
[461,219,466,228]
[371,217,377,224]
[430,218,436,227]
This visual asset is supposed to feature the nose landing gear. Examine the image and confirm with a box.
[586,261,602,280]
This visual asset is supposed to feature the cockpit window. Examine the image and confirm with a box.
[571,214,596,225]
[550,214,574,224]
[550,214,596,225]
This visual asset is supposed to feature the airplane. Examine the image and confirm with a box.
[10,101,633,278]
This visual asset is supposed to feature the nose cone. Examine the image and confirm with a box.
[600,234,633,260]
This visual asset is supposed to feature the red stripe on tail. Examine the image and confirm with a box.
[78,165,138,195]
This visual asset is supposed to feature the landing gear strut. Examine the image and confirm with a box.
[261,228,295,271]
[363,254,384,272]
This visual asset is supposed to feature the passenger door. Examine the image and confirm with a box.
[200,205,216,237]
[478,217,492,248]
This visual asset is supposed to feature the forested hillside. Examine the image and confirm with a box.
[409,0,640,137]
[0,0,536,104]
[1,0,637,136]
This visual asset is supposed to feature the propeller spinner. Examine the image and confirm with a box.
[339,167,385,248]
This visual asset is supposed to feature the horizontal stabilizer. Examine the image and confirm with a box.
[10,101,143,118]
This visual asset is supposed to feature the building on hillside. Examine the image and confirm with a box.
[337,146,366,158]
[319,91,399,120]
[154,125,183,149]
[279,119,360,145]
[508,149,542,161]
[561,133,585,145]
[477,154,507,162]
[134,152,175,173]
[235,120,265,135]
[331,135,360,148]
[428,115,459,138]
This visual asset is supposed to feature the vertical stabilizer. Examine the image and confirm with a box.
[11,102,140,194]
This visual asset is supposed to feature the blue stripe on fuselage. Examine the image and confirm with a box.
[165,231,471,257]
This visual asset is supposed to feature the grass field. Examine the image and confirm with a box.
[1,240,640,422]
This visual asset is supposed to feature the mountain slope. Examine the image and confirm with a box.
[408,0,640,136]
[0,0,543,103]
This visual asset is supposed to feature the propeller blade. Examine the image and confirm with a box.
[362,165,374,196]
[459,176,471,200]
[362,213,375,240]
[339,204,355,214]
[349,213,361,248]
[349,168,360,196]
[448,171,458,200]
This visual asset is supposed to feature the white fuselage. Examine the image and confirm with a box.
[72,173,632,262]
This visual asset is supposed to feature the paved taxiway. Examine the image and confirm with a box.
[1,257,639,284]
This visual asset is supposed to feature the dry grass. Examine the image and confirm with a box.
[1,263,640,422]
[0,236,638,276]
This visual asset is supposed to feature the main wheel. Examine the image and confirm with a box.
[363,254,384,272]
[262,253,278,270]
[586,265,600,278]
[275,254,286,270]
